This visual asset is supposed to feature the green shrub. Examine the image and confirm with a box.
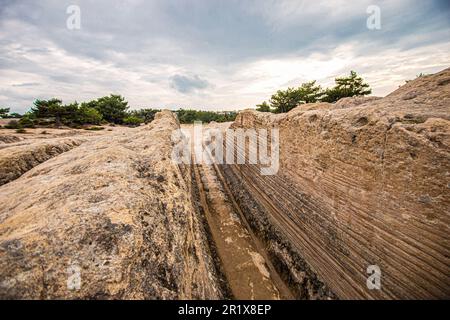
[77,106,103,125]
[123,116,144,127]
[257,71,372,112]
[129,109,160,124]
[15,128,27,133]
[0,107,10,118]
[256,101,271,112]
[175,109,237,124]
[84,94,129,124]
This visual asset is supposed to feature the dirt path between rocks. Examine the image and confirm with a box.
[192,147,293,299]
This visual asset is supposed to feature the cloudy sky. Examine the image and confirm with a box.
[0,0,449,113]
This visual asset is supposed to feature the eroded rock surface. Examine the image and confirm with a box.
[0,138,84,186]
[0,111,222,299]
[223,68,450,299]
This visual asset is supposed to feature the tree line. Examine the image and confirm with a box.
[0,95,238,129]
[175,109,237,124]
[256,71,372,113]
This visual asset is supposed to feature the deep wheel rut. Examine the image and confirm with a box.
[192,153,293,300]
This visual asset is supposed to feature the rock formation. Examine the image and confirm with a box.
[0,68,448,300]
[0,111,222,299]
[221,68,450,299]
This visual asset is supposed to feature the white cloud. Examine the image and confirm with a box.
[0,0,449,112]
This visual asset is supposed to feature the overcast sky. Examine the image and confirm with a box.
[1,0,449,113]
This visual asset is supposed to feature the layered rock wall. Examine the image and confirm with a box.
[0,111,222,299]
[223,68,450,299]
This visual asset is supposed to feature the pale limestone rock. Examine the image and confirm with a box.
[225,68,450,299]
